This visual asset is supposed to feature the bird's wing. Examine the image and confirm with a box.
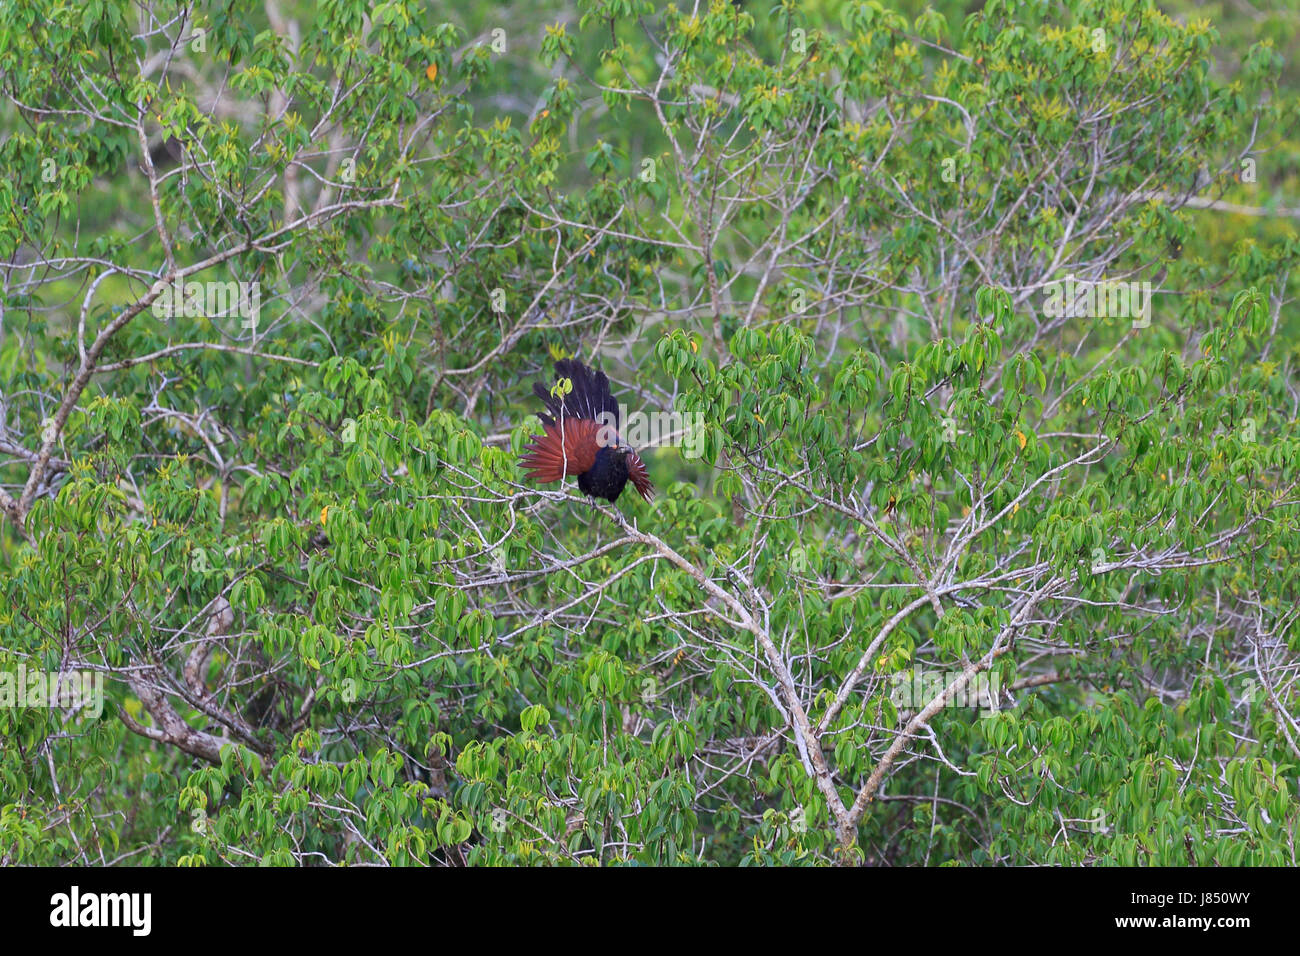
[519,417,601,483]
[626,449,655,502]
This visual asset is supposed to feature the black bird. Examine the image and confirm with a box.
[519,359,654,504]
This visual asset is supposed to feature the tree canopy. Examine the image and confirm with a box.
[2,0,1298,866]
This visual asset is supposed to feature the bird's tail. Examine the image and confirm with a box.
[531,358,619,429]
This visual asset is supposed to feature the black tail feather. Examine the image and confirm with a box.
[532,359,619,428]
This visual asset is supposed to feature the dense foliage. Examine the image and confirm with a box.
[2,0,1299,865]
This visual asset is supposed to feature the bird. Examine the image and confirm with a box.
[519,358,655,504]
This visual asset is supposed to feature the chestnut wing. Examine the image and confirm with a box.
[519,417,601,484]
[626,449,655,502]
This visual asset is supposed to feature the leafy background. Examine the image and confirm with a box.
[1,0,1298,865]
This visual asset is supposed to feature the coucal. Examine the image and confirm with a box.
[520,359,655,504]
